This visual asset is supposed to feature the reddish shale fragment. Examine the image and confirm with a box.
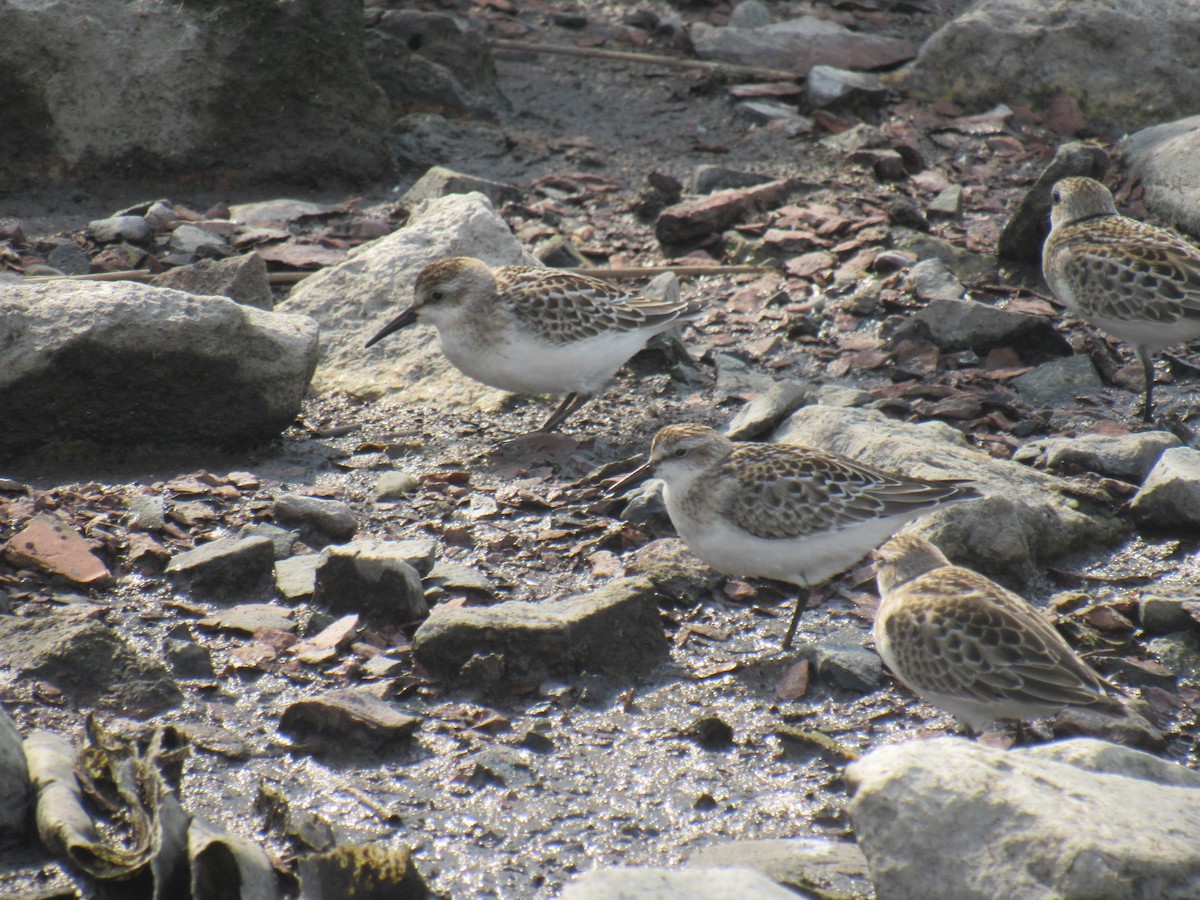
[3,512,111,586]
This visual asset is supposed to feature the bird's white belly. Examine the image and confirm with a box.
[438,328,651,395]
[670,506,921,589]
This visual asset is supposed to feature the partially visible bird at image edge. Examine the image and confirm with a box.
[1042,175,1200,423]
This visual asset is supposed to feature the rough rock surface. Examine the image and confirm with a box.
[311,541,429,626]
[1014,432,1180,482]
[1120,116,1200,239]
[0,710,29,836]
[0,617,181,717]
[687,838,873,898]
[888,296,1070,360]
[412,577,668,684]
[847,737,1200,900]
[561,866,798,899]
[165,536,277,605]
[902,0,1200,128]
[773,405,1124,582]
[0,0,392,187]
[149,254,274,310]
[1130,447,1200,528]
[278,192,538,402]
[0,282,319,457]
[365,10,510,122]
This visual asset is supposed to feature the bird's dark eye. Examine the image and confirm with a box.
[1051,188,1061,204]
[672,447,688,459]
[430,290,446,303]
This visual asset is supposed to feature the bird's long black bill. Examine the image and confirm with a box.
[607,459,653,496]
[364,307,419,348]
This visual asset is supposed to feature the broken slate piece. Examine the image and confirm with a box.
[413,577,668,684]
[311,541,429,625]
[1013,431,1179,482]
[275,554,319,603]
[198,603,295,635]
[165,536,276,604]
[279,688,419,754]
[725,379,812,440]
[3,512,111,587]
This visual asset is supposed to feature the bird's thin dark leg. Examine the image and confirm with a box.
[539,392,591,433]
[1138,347,1155,424]
[781,586,810,650]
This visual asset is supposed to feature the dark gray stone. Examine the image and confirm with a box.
[890,296,1071,359]
[413,578,669,684]
[165,536,276,604]
[0,0,393,187]
[311,541,429,626]
[272,494,359,547]
[0,617,181,716]
[690,165,774,195]
[1011,356,1104,408]
[45,243,90,275]
[470,746,535,788]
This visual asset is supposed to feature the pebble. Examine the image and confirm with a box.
[272,494,358,545]
[164,536,276,603]
[86,215,153,244]
[1130,447,1200,528]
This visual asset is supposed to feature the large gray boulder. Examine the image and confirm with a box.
[0,281,318,457]
[901,0,1200,128]
[847,738,1200,900]
[1120,116,1200,239]
[278,192,537,403]
[773,406,1124,583]
[0,0,392,187]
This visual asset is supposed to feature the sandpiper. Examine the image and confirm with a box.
[612,424,979,649]
[365,257,704,433]
[1042,176,1200,422]
[873,532,1127,732]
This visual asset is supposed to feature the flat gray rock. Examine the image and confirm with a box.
[272,494,358,546]
[413,577,668,684]
[165,536,276,604]
[847,737,1200,900]
[0,709,29,836]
